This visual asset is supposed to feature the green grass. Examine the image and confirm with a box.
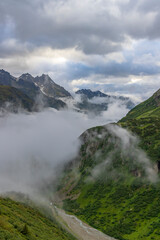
[0,197,75,240]
[120,89,160,121]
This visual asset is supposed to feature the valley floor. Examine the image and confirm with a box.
[52,205,116,240]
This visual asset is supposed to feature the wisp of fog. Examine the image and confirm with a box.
[90,124,158,183]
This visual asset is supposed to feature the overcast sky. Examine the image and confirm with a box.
[0,0,160,100]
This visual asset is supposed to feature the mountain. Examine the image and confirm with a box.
[75,89,135,113]
[76,89,108,99]
[0,70,67,110]
[0,85,34,112]
[19,73,35,82]
[76,89,133,102]
[0,197,75,240]
[56,88,160,240]
[34,74,72,98]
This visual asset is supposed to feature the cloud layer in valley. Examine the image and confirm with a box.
[0,101,129,200]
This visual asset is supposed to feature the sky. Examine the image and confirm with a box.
[0,0,160,100]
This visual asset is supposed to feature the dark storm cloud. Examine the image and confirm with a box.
[0,0,160,55]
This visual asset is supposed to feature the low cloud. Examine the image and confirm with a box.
[0,109,81,199]
[90,124,158,183]
[0,102,130,201]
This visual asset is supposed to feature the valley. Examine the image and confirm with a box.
[1,1,160,239]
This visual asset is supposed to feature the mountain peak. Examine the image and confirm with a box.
[35,74,72,98]
[42,74,55,83]
[0,69,11,75]
[0,69,16,85]
[19,73,34,82]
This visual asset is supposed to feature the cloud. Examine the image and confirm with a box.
[0,109,80,199]
[0,101,131,201]
[0,0,160,55]
[0,0,160,99]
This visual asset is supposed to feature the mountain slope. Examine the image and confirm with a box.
[120,88,160,121]
[56,88,160,240]
[0,85,33,111]
[0,197,75,240]
[34,74,72,98]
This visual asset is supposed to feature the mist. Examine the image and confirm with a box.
[66,94,130,124]
[90,124,158,183]
[0,99,131,202]
[0,109,81,199]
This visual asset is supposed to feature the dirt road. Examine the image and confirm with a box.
[52,206,116,240]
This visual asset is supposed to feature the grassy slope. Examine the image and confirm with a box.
[0,197,75,240]
[58,89,160,240]
[120,89,160,121]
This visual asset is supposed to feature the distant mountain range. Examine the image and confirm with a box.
[75,89,135,113]
[76,89,108,98]
[0,69,135,113]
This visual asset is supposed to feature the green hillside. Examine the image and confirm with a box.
[57,89,160,240]
[0,85,33,111]
[120,89,160,121]
[0,197,75,240]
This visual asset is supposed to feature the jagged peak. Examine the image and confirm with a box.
[39,73,50,78]
[18,73,34,82]
[35,73,56,85]
[20,73,33,77]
